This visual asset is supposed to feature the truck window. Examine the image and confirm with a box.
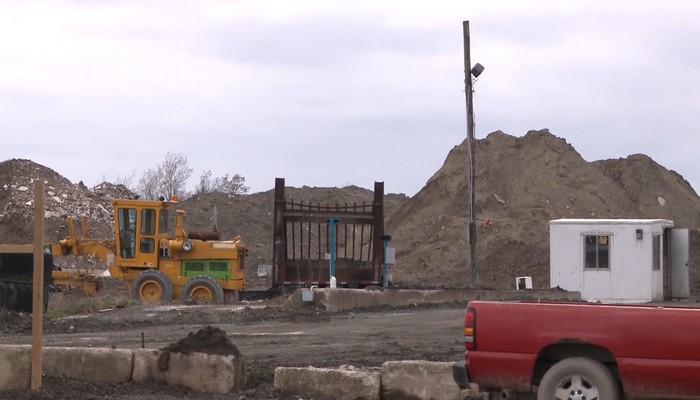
[117,207,137,259]
[141,209,156,235]
[652,234,661,270]
[140,238,155,253]
[584,234,610,269]
[159,209,169,234]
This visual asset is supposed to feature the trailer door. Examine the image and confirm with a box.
[670,228,690,299]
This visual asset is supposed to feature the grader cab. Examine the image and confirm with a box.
[49,197,247,304]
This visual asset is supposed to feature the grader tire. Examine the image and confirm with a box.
[131,270,173,304]
[180,275,224,304]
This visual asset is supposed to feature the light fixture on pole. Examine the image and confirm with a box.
[463,21,484,288]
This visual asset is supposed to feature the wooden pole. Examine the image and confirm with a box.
[31,180,45,391]
[463,20,478,287]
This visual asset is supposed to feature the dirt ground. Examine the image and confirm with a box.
[0,291,466,399]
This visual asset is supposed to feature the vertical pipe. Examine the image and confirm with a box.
[327,218,339,279]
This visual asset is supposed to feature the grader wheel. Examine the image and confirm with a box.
[131,270,173,304]
[180,275,224,304]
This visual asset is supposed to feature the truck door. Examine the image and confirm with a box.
[137,208,159,269]
[669,228,689,299]
[116,206,159,269]
[116,207,137,260]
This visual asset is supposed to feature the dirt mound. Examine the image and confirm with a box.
[387,129,700,290]
[157,325,240,370]
[161,325,241,356]
[3,130,700,294]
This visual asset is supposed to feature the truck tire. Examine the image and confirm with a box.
[131,270,173,304]
[180,275,224,304]
[537,357,619,400]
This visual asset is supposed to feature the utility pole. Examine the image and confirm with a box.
[463,20,482,288]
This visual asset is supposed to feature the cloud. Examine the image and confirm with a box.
[1,0,700,196]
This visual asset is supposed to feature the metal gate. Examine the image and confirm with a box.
[272,178,384,288]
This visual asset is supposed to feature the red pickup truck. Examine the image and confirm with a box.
[453,301,700,399]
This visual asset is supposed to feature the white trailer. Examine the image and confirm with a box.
[549,219,689,303]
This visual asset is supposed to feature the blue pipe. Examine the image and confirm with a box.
[327,217,339,280]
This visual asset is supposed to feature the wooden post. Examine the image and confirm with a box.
[31,180,45,390]
[463,20,478,287]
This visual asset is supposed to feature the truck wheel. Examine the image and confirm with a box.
[132,270,173,304]
[538,357,619,400]
[180,275,224,304]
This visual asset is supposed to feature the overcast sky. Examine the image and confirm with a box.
[1,1,699,196]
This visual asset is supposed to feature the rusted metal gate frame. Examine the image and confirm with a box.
[272,178,384,287]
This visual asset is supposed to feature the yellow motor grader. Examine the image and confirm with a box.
[48,197,247,304]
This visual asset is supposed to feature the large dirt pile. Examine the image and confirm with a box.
[387,129,700,290]
[2,129,700,294]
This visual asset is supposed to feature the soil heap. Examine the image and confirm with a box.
[2,129,700,293]
[157,325,241,370]
[386,129,700,291]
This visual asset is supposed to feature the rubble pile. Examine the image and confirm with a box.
[0,159,114,244]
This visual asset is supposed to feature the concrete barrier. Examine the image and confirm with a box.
[381,361,479,400]
[283,288,581,312]
[0,345,246,394]
[0,345,133,389]
[274,366,381,400]
[42,347,134,384]
[132,349,246,394]
[0,345,31,390]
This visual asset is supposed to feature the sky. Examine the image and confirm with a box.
[1,1,699,197]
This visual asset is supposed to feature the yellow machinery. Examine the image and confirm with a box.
[48,197,247,304]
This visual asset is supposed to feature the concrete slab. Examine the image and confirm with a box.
[381,360,478,400]
[133,349,246,394]
[42,347,134,384]
[274,366,381,400]
[283,288,581,312]
[0,345,31,390]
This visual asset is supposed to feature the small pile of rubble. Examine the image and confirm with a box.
[92,182,137,202]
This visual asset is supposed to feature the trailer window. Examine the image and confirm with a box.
[652,234,661,271]
[584,235,610,269]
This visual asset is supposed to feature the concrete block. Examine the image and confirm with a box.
[0,345,31,390]
[133,349,246,394]
[274,366,380,400]
[304,288,581,312]
[382,360,476,400]
[42,347,134,384]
